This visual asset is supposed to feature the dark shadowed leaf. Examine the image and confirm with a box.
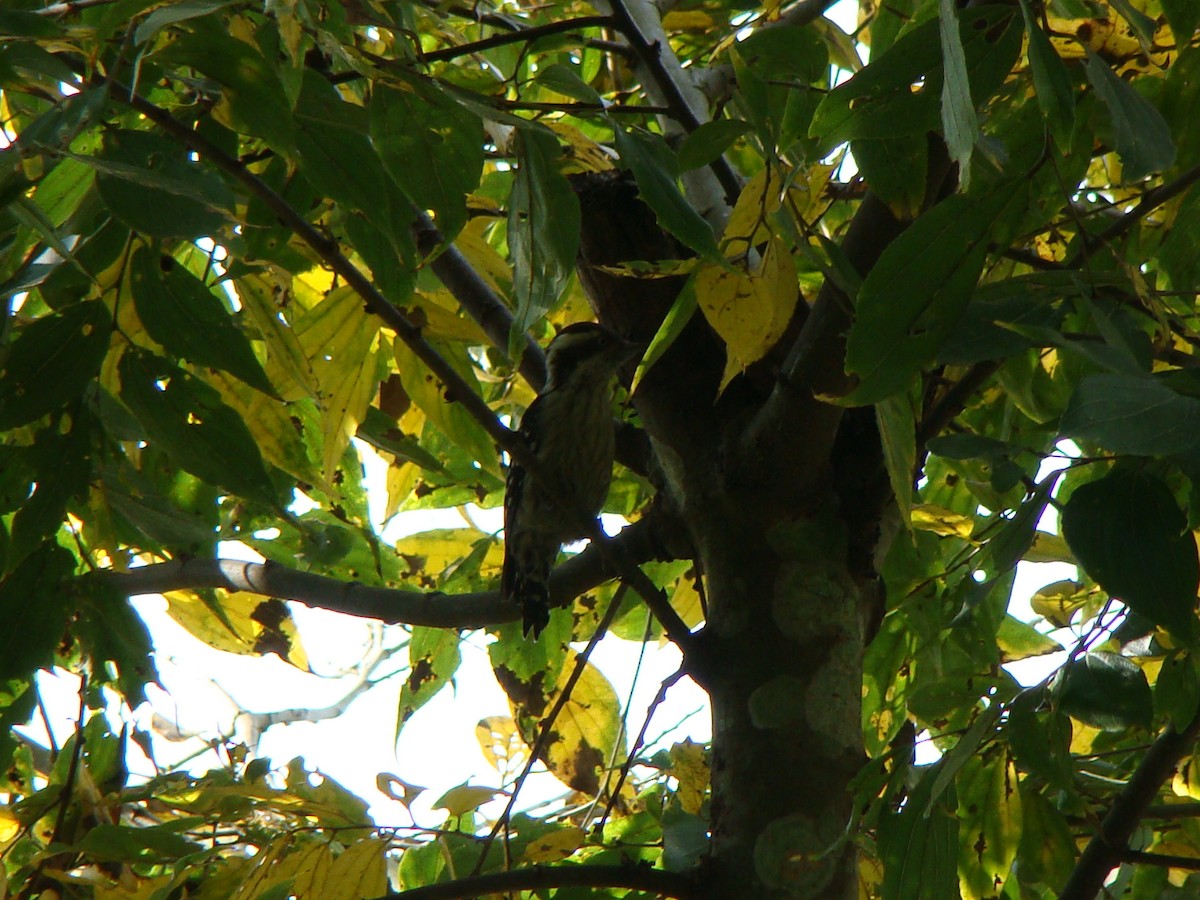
[879,763,959,900]
[118,350,277,505]
[1056,651,1153,731]
[1060,373,1200,456]
[0,543,74,681]
[844,189,1013,403]
[370,77,483,240]
[614,128,721,261]
[1061,468,1198,643]
[92,129,234,239]
[130,247,273,394]
[1085,53,1176,181]
[0,299,109,429]
[1018,0,1075,151]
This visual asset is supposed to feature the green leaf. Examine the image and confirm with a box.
[1060,373,1200,456]
[397,626,461,732]
[77,582,158,706]
[535,63,602,104]
[844,189,1014,403]
[1155,651,1200,728]
[1056,651,1153,731]
[77,823,202,862]
[0,299,110,429]
[879,762,960,900]
[851,136,928,218]
[877,382,917,530]
[1061,468,1198,643]
[1017,789,1076,889]
[676,119,753,172]
[1018,0,1075,151]
[938,0,979,189]
[118,350,278,505]
[158,20,296,153]
[293,72,400,227]
[996,615,1062,663]
[613,128,722,261]
[1085,53,1176,181]
[956,751,1021,900]
[90,129,234,239]
[0,543,74,682]
[133,0,232,46]
[507,127,580,337]
[369,77,483,240]
[130,247,273,394]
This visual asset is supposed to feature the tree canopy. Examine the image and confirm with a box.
[3,0,1200,897]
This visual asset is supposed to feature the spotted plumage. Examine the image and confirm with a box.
[502,323,634,637]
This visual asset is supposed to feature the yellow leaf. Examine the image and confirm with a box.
[206,369,323,491]
[164,589,308,668]
[1030,579,1092,628]
[384,460,420,522]
[453,221,512,297]
[661,10,716,30]
[522,825,586,863]
[392,528,502,584]
[325,838,389,900]
[498,648,626,796]
[232,835,292,900]
[475,715,527,773]
[408,289,489,343]
[669,571,706,629]
[434,783,503,817]
[722,169,780,251]
[697,237,798,391]
[237,271,319,402]
[545,121,616,174]
[269,841,331,900]
[668,739,710,814]
[910,504,975,539]
[293,285,380,484]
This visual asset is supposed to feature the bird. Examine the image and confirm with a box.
[502,322,636,638]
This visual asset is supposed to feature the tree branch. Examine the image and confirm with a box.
[410,212,547,391]
[415,15,619,66]
[1060,711,1200,900]
[1081,159,1200,255]
[93,516,669,629]
[595,0,740,219]
[371,862,697,899]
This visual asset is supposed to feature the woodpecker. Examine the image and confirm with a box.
[502,322,635,638]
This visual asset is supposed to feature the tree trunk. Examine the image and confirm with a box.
[691,485,866,898]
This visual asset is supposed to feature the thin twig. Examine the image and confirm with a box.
[598,666,685,832]
[416,16,616,65]
[33,0,118,15]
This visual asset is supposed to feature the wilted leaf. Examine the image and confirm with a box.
[397,626,461,732]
